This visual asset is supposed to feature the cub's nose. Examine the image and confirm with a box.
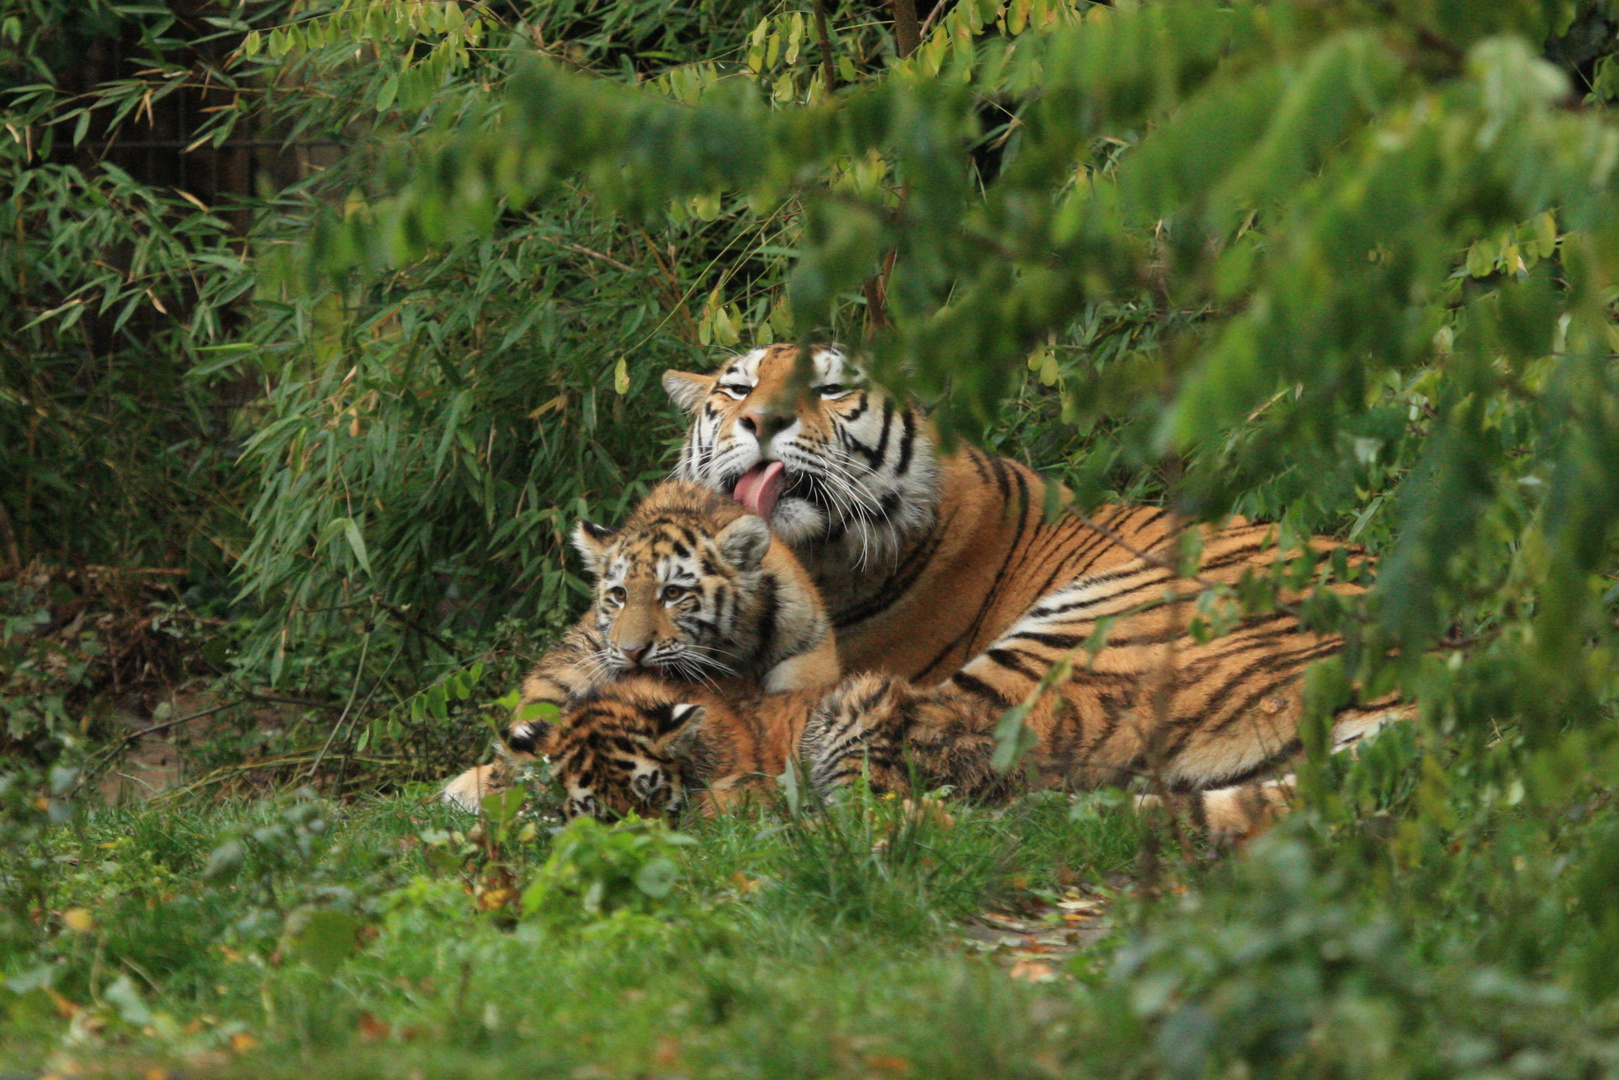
[621,642,649,665]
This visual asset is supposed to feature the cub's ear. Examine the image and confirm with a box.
[659,703,707,762]
[571,520,616,575]
[716,515,771,573]
[662,370,715,414]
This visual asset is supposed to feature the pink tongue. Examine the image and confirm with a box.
[732,461,787,519]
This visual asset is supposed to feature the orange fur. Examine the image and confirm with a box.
[666,344,1186,683]
[542,529,1409,835]
[441,480,837,811]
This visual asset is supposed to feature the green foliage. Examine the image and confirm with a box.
[0,0,258,571]
[338,0,1619,752]
[9,1,1619,1072]
[520,815,694,925]
[0,580,94,753]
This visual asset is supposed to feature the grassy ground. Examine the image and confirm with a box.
[4,732,1619,1079]
[0,781,1147,1078]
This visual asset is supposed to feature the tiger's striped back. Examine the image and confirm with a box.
[802,523,1409,810]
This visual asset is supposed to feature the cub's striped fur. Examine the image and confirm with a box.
[531,675,821,821]
[543,527,1407,835]
[441,480,838,811]
[663,343,1186,683]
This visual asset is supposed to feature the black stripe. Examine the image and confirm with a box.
[984,647,1048,681]
[755,573,780,663]
[832,514,945,629]
[965,446,994,483]
[914,458,1033,679]
[1009,630,1083,649]
[894,408,917,477]
[949,670,1015,710]
[1203,740,1302,788]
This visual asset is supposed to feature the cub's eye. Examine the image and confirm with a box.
[818,383,850,398]
[660,585,689,604]
[605,586,627,606]
[716,383,751,400]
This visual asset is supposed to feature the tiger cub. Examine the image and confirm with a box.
[540,527,1407,836]
[440,480,839,811]
[530,674,821,821]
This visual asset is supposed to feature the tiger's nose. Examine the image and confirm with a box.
[738,410,792,439]
[621,642,649,665]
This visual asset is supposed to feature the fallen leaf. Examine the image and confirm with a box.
[476,887,516,912]
[230,1032,259,1053]
[1008,960,1058,984]
[866,1054,912,1077]
[62,908,96,934]
[357,1012,391,1043]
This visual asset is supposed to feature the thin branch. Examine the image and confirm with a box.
[305,623,374,780]
[813,0,838,90]
[890,0,921,58]
[540,235,636,273]
[245,693,346,711]
[77,698,246,787]
[917,0,953,42]
[0,499,20,572]
[377,600,459,654]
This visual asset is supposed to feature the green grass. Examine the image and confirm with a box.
[4,737,1619,1079]
[0,783,1144,1078]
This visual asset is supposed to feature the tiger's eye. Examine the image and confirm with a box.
[660,585,688,603]
[606,586,627,605]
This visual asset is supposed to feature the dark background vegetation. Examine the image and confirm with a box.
[5,1,1619,1075]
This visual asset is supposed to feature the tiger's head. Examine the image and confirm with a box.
[534,676,711,820]
[572,481,774,682]
[663,344,940,567]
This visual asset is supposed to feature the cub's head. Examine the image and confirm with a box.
[572,482,772,681]
[663,344,939,564]
[534,676,710,820]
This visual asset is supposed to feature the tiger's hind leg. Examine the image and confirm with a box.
[1134,701,1414,841]
[1135,777,1296,845]
[801,674,917,796]
[801,674,1018,802]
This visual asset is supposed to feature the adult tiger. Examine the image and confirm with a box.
[533,524,1406,835]
[661,342,1187,684]
[441,480,838,811]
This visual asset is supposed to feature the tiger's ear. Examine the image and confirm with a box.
[659,703,707,762]
[716,515,771,572]
[662,370,714,414]
[572,520,616,575]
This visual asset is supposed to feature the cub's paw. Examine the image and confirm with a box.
[441,762,512,814]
